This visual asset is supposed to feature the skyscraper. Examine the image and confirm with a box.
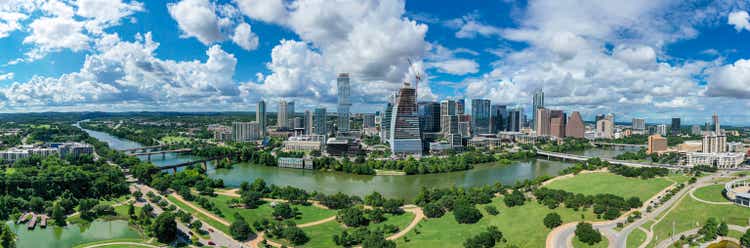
[671,117,681,135]
[313,107,327,136]
[549,110,566,138]
[596,114,615,139]
[363,114,376,129]
[490,104,507,133]
[532,88,544,127]
[632,118,645,132]
[440,100,457,134]
[304,110,313,135]
[535,107,551,136]
[418,102,440,133]
[278,100,288,130]
[565,111,584,138]
[337,73,351,133]
[257,100,266,137]
[380,93,396,142]
[389,82,422,156]
[713,112,720,134]
[232,121,260,142]
[470,99,491,135]
[508,107,522,132]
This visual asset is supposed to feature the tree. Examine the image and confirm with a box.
[503,190,525,207]
[699,217,719,241]
[741,229,750,247]
[191,220,203,230]
[272,203,296,220]
[423,203,445,218]
[0,223,15,248]
[241,191,263,209]
[575,222,602,245]
[717,221,729,237]
[151,213,177,243]
[52,202,66,226]
[453,201,483,224]
[282,226,309,245]
[463,226,503,248]
[484,205,499,216]
[230,213,252,240]
[365,192,385,207]
[337,207,369,227]
[382,199,404,214]
[361,232,396,248]
[543,212,562,229]
[127,203,135,217]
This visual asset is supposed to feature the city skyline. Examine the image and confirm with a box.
[1,1,750,125]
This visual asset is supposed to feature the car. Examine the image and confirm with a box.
[208,228,214,232]
[207,241,215,246]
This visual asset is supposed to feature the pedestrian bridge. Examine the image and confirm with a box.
[535,149,679,169]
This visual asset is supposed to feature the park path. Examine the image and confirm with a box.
[540,169,608,187]
[637,226,653,248]
[386,205,425,241]
[655,224,747,248]
[688,186,732,205]
[171,193,231,226]
[80,242,164,248]
[297,216,336,228]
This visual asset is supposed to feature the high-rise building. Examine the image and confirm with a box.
[565,111,584,138]
[535,107,551,136]
[418,102,440,133]
[713,112,720,134]
[363,114,376,129]
[702,133,727,153]
[595,114,606,122]
[490,104,507,133]
[508,107,523,132]
[257,100,267,137]
[456,99,465,115]
[389,83,422,156]
[440,100,457,134]
[337,73,351,133]
[691,125,701,135]
[656,124,667,136]
[471,99,491,135]
[232,121,260,142]
[671,117,681,134]
[632,118,645,132]
[549,110,566,138]
[647,134,667,154]
[304,110,313,135]
[380,93,396,142]
[532,88,544,127]
[278,100,289,130]
[596,114,615,139]
[313,107,327,136]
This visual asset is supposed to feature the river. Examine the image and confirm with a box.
[78,125,635,200]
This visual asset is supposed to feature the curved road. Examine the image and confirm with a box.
[81,242,164,248]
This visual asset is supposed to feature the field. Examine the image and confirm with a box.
[204,195,335,225]
[646,194,750,247]
[271,212,415,247]
[626,228,648,248]
[693,184,729,203]
[166,195,230,234]
[396,196,599,248]
[544,172,672,200]
[160,135,191,144]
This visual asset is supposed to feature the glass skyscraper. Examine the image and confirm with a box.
[471,99,491,135]
[418,101,441,133]
[313,107,327,136]
[390,83,422,156]
[337,73,351,133]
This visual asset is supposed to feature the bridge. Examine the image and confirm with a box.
[158,155,232,173]
[118,145,171,153]
[535,149,680,169]
[590,142,646,148]
[127,148,193,161]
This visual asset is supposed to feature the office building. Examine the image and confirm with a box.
[549,110,566,138]
[313,107,327,136]
[632,118,645,132]
[471,99,491,135]
[656,124,668,136]
[535,108,551,136]
[57,142,94,158]
[304,110,313,135]
[418,102,440,133]
[363,113,376,129]
[326,138,362,156]
[490,104,507,133]
[337,73,351,133]
[671,117,681,135]
[565,111,584,138]
[278,100,289,130]
[277,157,314,170]
[596,114,615,139]
[647,134,667,154]
[440,100,457,134]
[380,93,396,142]
[532,88,544,127]
[444,115,462,149]
[283,135,325,152]
[257,100,267,137]
[232,121,260,142]
[456,99,465,115]
[507,107,523,132]
[685,152,745,169]
[713,112,720,134]
[389,83,423,156]
[691,125,701,135]
[702,132,727,153]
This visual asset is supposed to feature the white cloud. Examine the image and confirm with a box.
[76,0,144,34]
[654,97,695,108]
[23,16,90,52]
[613,45,657,69]
[446,14,503,39]
[0,72,13,81]
[234,0,288,24]
[428,59,479,75]
[167,0,225,44]
[706,59,750,98]
[232,22,259,51]
[728,10,750,32]
[0,12,27,38]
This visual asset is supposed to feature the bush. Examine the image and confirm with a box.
[463,226,503,248]
[484,205,499,216]
[453,201,483,224]
[543,212,562,229]
[423,203,445,218]
[230,213,252,240]
[574,222,602,245]
[503,190,525,207]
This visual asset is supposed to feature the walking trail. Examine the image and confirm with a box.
[80,242,164,248]
[171,193,231,226]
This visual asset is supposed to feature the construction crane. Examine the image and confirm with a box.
[406,58,422,99]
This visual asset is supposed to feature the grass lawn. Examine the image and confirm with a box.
[729,229,744,240]
[72,238,161,248]
[693,184,729,203]
[205,195,335,226]
[646,194,750,247]
[626,228,647,248]
[666,174,692,184]
[166,195,230,234]
[544,172,672,200]
[396,196,600,248]
[573,235,609,248]
[160,135,191,144]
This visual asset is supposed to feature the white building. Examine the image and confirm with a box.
[656,124,668,136]
[283,135,325,152]
[277,157,313,170]
[232,121,260,142]
[685,152,745,169]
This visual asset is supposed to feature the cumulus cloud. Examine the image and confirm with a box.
[706,59,750,98]
[0,72,13,81]
[728,10,750,32]
[445,14,503,39]
[428,59,479,75]
[234,0,288,24]
[0,12,27,38]
[23,16,90,52]
[1,33,241,110]
[167,0,260,50]
[76,0,144,34]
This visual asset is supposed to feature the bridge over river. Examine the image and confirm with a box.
[535,149,680,169]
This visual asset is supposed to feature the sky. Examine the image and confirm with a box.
[1,0,750,125]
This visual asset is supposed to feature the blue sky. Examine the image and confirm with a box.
[1,0,750,125]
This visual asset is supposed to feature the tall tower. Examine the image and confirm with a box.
[278,100,288,130]
[313,107,327,136]
[337,73,351,133]
[471,99,491,135]
[532,88,544,128]
[713,112,720,134]
[304,110,313,135]
[389,82,422,156]
[257,100,266,137]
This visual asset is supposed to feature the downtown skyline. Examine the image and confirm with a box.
[1,1,750,125]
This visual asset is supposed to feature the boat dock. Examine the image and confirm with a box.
[40,215,47,228]
[17,212,31,224]
[27,214,37,229]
